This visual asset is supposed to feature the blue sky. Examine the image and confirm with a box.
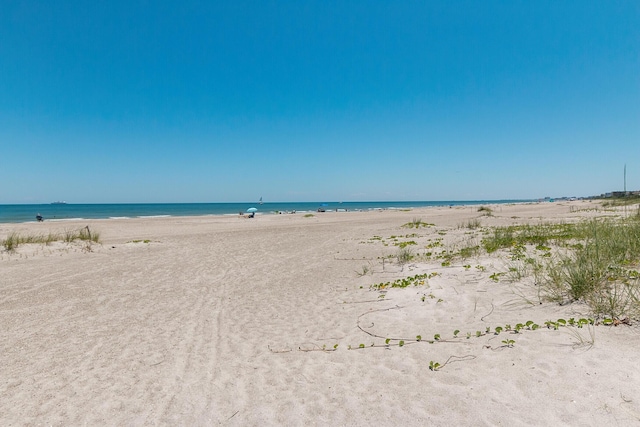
[1,1,638,203]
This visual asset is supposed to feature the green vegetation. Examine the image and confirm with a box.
[345,309,603,370]
[356,264,372,276]
[341,213,640,367]
[431,241,481,266]
[348,214,639,363]
[481,222,589,253]
[425,239,443,249]
[2,226,101,252]
[477,206,493,216]
[370,273,429,290]
[397,246,414,264]
[544,219,640,317]
[364,233,427,249]
[464,218,482,229]
[396,240,417,249]
[392,216,640,318]
[3,231,58,251]
[600,195,640,208]
[402,218,434,229]
[480,218,640,318]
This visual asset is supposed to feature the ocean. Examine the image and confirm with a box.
[0,200,530,224]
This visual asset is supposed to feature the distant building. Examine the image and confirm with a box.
[606,191,639,198]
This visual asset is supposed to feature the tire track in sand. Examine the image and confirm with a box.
[152,242,234,425]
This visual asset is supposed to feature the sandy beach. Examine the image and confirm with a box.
[2,201,640,426]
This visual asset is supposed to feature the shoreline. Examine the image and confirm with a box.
[0,203,516,227]
[0,199,536,224]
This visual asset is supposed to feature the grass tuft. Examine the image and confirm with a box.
[2,226,101,252]
[477,206,493,216]
[402,218,434,229]
[397,246,413,264]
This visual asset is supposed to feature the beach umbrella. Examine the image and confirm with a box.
[246,207,258,213]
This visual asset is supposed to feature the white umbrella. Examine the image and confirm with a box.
[246,207,258,213]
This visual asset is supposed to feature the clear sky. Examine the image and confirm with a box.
[1,1,638,203]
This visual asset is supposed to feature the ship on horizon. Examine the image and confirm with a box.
[51,201,67,205]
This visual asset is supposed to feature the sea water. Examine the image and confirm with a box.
[0,200,530,224]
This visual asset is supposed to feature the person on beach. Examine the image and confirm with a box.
[36,213,43,222]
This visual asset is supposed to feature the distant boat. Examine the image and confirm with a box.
[51,201,67,205]
[259,197,263,205]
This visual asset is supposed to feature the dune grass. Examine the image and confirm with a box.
[600,195,640,208]
[481,218,640,318]
[3,232,58,251]
[477,206,493,216]
[2,226,101,252]
[397,246,414,264]
[402,218,434,229]
[481,222,590,253]
[465,218,482,229]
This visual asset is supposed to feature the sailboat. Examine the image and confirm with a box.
[259,197,263,205]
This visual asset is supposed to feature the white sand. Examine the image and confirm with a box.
[1,201,640,425]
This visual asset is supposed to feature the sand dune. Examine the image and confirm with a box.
[2,201,640,425]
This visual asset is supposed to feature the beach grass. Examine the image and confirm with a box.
[477,206,493,216]
[402,218,433,229]
[2,226,101,252]
[600,195,640,208]
[464,218,482,229]
[397,246,413,264]
[480,218,640,318]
